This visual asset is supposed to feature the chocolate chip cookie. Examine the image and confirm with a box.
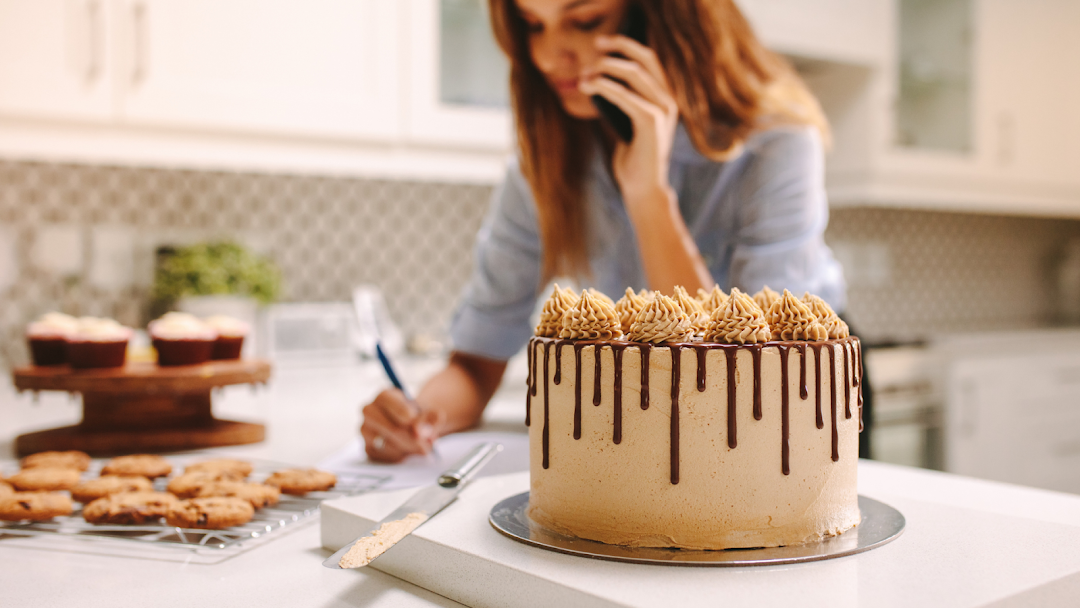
[184,459,253,478]
[7,467,81,492]
[71,475,154,504]
[188,481,280,509]
[83,491,179,525]
[101,454,172,479]
[264,469,336,495]
[165,497,254,529]
[0,492,74,521]
[21,450,91,471]
[166,470,245,498]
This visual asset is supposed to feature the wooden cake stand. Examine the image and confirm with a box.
[11,359,272,456]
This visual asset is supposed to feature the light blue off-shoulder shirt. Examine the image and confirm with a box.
[449,124,847,361]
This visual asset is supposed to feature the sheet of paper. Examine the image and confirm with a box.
[318,431,530,491]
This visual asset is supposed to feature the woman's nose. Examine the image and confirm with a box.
[531,32,575,75]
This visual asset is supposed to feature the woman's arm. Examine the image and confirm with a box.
[580,35,713,295]
[360,352,507,463]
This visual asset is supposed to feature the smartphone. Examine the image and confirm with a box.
[592,3,648,142]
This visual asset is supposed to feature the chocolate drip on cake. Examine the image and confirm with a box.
[670,346,681,485]
[573,343,584,440]
[725,346,738,449]
[750,345,763,420]
[542,341,551,468]
[854,338,865,431]
[843,342,852,419]
[613,345,625,445]
[554,341,563,385]
[779,344,791,476]
[640,343,651,410]
[811,344,824,429]
[593,346,603,407]
[798,343,808,400]
[827,343,839,461]
[693,345,708,392]
[526,340,534,427]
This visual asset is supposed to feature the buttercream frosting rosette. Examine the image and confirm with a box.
[66,317,134,369]
[766,289,828,342]
[802,293,849,339]
[672,286,708,337]
[697,285,729,313]
[614,288,651,336]
[558,290,622,340]
[535,284,579,338]
[704,288,770,344]
[26,312,80,366]
[753,285,781,312]
[628,293,693,343]
[149,312,218,366]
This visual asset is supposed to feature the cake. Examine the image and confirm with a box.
[66,317,133,369]
[202,315,250,360]
[525,285,863,550]
[25,312,79,366]
[149,312,217,366]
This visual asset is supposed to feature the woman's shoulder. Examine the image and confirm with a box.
[672,122,821,169]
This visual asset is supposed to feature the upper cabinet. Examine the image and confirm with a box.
[0,0,115,121]
[118,0,399,140]
[813,0,1080,215]
[739,0,891,66]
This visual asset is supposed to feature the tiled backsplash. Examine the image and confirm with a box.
[2,159,1079,365]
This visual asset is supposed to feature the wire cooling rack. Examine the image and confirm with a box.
[0,455,390,564]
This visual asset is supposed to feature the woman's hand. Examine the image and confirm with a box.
[360,389,443,463]
[578,35,679,216]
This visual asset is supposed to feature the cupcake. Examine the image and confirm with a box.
[149,312,217,366]
[26,312,79,366]
[66,317,134,369]
[202,315,250,360]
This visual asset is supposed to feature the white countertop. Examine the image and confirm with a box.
[1,355,1078,607]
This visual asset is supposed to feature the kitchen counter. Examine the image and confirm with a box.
[1,355,1078,607]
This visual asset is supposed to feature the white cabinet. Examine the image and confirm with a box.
[739,0,891,66]
[941,332,1080,494]
[0,0,114,121]
[116,0,399,140]
[816,0,1080,216]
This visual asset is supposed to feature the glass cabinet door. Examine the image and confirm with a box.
[439,0,509,108]
[895,0,974,153]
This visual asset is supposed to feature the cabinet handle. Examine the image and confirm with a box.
[84,0,101,84]
[131,1,147,85]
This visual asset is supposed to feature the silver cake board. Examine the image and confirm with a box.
[489,492,904,567]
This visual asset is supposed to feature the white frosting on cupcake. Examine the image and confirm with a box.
[26,312,80,338]
[69,317,134,343]
[148,312,217,341]
[202,315,250,338]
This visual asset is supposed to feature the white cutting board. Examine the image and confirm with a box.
[320,466,1080,608]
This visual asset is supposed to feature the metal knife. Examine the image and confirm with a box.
[323,441,503,569]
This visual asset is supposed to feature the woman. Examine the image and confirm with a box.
[361,0,847,462]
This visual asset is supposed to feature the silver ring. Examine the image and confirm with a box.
[372,435,386,451]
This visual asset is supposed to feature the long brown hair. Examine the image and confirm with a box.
[488,0,828,284]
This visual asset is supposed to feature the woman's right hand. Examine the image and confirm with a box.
[360,389,444,463]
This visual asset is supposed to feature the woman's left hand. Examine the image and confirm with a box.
[579,35,679,216]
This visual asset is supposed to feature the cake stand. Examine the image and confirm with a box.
[11,359,272,456]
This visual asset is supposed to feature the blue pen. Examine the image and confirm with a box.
[374,342,440,458]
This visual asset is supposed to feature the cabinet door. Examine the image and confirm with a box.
[976,0,1080,189]
[0,0,114,121]
[738,0,890,66]
[116,0,399,140]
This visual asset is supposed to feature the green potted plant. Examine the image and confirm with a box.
[152,241,282,353]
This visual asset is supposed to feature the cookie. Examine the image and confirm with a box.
[165,497,254,529]
[21,450,91,471]
[0,492,74,521]
[0,480,14,498]
[188,481,280,509]
[184,459,253,478]
[166,470,245,498]
[101,455,172,479]
[7,467,81,492]
[71,475,153,504]
[83,491,179,525]
[264,469,336,495]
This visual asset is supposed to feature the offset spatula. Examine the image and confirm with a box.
[323,441,502,569]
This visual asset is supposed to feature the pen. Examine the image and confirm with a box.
[374,342,440,459]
